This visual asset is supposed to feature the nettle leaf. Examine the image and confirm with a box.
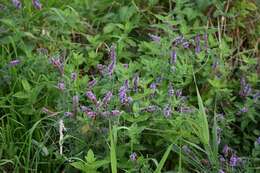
[85,149,96,163]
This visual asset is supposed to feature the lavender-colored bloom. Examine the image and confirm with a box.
[222,145,230,157]
[148,33,160,43]
[123,64,129,68]
[173,35,184,46]
[133,74,139,92]
[182,41,190,48]
[9,59,20,66]
[237,107,248,115]
[219,155,225,163]
[253,92,260,102]
[80,105,92,112]
[176,89,182,97]
[88,79,97,88]
[108,45,116,76]
[170,50,177,65]
[12,0,22,9]
[130,152,137,161]
[72,95,79,116]
[256,137,260,144]
[150,83,156,90]
[119,85,128,104]
[32,0,42,10]
[239,78,251,97]
[230,155,240,167]
[195,34,201,54]
[64,112,73,117]
[163,104,172,118]
[101,111,110,117]
[217,127,222,144]
[50,57,64,75]
[71,72,77,81]
[219,169,225,173]
[57,82,65,91]
[111,110,121,116]
[168,83,174,97]
[102,91,113,106]
[124,80,129,90]
[85,111,96,118]
[97,64,106,75]
[142,105,158,113]
[86,91,97,103]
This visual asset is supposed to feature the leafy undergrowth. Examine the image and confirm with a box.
[0,0,260,173]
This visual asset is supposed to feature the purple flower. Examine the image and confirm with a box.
[239,77,251,97]
[163,104,172,118]
[71,72,77,81]
[80,106,92,112]
[217,127,222,144]
[170,50,177,65]
[111,110,121,116]
[50,57,64,75]
[9,59,20,66]
[108,45,116,76]
[237,107,248,115]
[222,145,230,157]
[168,83,174,97]
[195,34,201,54]
[148,33,160,43]
[124,80,129,90]
[229,155,240,167]
[219,155,225,163]
[175,89,182,98]
[219,169,225,173]
[173,36,184,46]
[119,85,128,104]
[32,0,42,10]
[133,74,139,92]
[102,91,113,106]
[88,79,97,88]
[150,83,156,90]
[72,95,79,116]
[256,137,260,144]
[130,152,137,161]
[253,92,260,102]
[86,91,97,103]
[57,82,65,91]
[182,41,190,48]
[12,0,22,9]
[141,105,158,113]
[64,112,73,117]
[97,64,106,75]
[85,111,96,118]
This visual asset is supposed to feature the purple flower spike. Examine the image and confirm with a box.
[80,106,92,112]
[57,82,65,91]
[130,152,137,161]
[230,155,240,167]
[222,145,230,157]
[148,33,160,43]
[256,137,260,144]
[239,78,251,97]
[182,41,190,48]
[141,105,158,113]
[86,91,97,103]
[219,170,225,173]
[111,110,121,116]
[32,0,42,10]
[170,50,177,65]
[119,86,127,104]
[85,111,96,118]
[88,79,97,88]
[173,35,184,46]
[168,83,174,97]
[133,74,139,92]
[71,72,77,81]
[163,104,172,118]
[12,0,22,9]
[102,91,113,106]
[64,112,73,117]
[9,59,20,66]
[195,34,201,54]
[108,44,116,76]
[176,89,182,97]
[150,83,156,90]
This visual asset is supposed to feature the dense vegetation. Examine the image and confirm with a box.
[1,0,260,172]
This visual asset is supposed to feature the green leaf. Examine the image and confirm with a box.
[86,149,96,163]
[22,79,31,92]
[154,144,173,173]
[13,92,28,99]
